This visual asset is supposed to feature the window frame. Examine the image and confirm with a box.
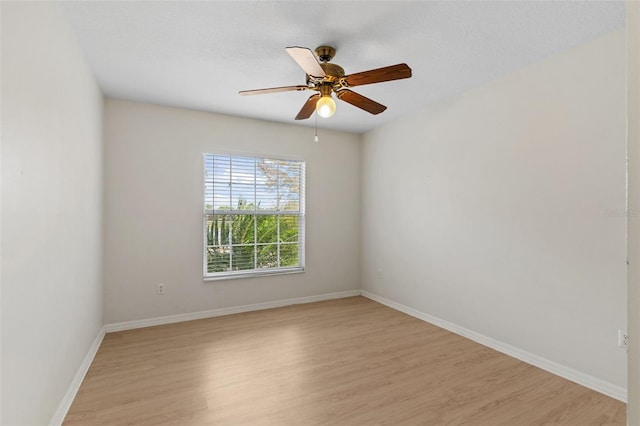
[202,152,306,281]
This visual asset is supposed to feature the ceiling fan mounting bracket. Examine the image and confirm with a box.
[315,45,336,62]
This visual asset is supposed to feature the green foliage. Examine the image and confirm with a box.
[206,198,299,273]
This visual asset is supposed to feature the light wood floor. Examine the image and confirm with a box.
[64,296,626,425]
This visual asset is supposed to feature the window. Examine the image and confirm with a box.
[203,153,305,280]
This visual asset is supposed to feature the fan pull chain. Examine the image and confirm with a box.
[314,112,319,143]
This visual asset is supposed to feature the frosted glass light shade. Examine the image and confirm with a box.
[316,96,336,118]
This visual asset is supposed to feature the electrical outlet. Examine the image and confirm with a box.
[377,269,383,279]
[618,329,628,348]
[157,283,165,295]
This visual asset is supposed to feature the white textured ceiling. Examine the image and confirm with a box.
[63,1,625,134]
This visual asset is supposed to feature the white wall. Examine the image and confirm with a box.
[627,1,640,423]
[361,30,627,390]
[1,2,104,425]
[103,99,360,323]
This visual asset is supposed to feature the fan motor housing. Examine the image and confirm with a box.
[320,63,345,82]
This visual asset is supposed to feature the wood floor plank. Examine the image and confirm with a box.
[64,297,626,425]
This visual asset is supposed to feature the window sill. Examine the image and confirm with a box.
[203,267,305,282]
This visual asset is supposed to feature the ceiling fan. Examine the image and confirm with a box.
[239,46,412,120]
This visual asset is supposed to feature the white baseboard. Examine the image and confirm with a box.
[360,290,627,403]
[104,289,361,333]
[49,326,106,426]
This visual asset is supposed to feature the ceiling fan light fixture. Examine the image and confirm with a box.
[316,84,336,118]
[316,95,336,118]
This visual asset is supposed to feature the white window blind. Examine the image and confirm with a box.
[203,153,305,279]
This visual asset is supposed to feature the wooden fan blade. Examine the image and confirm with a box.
[343,63,411,87]
[285,47,326,78]
[295,94,321,120]
[239,85,309,96]
[336,89,387,115]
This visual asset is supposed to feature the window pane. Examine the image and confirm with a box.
[207,246,231,273]
[256,215,278,244]
[230,157,255,208]
[209,215,232,245]
[231,191,255,210]
[278,161,301,211]
[231,215,255,245]
[280,243,299,267]
[279,215,299,243]
[255,159,279,210]
[205,214,214,245]
[257,244,278,269]
[213,156,231,210]
[213,182,231,210]
[204,185,214,211]
[280,196,300,211]
[204,154,215,210]
[231,245,255,271]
